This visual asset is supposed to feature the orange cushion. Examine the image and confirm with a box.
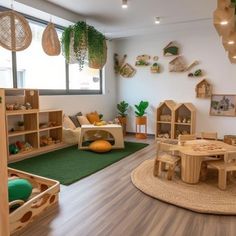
[86,112,100,124]
[89,140,112,153]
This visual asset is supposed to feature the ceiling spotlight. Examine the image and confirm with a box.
[155,17,160,24]
[122,0,128,9]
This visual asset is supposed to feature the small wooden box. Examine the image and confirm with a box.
[224,135,236,145]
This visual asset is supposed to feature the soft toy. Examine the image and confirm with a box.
[8,178,33,203]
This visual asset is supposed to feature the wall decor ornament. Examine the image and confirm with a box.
[120,63,136,78]
[0,11,32,51]
[114,53,127,74]
[163,41,179,56]
[135,54,151,66]
[188,69,203,78]
[42,22,61,56]
[169,56,187,72]
[210,94,236,116]
[195,79,212,98]
[150,63,160,73]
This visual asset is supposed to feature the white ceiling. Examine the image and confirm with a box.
[47,0,216,38]
[2,0,217,38]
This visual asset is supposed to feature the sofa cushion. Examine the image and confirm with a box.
[69,112,82,127]
[86,111,100,124]
[77,115,91,125]
[89,140,112,153]
[63,115,76,129]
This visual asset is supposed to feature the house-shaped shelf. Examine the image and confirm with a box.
[163,41,179,56]
[173,103,196,139]
[195,79,212,98]
[156,100,176,139]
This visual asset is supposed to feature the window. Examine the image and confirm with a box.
[17,22,66,90]
[0,47,13,88]
[0,6,102,95]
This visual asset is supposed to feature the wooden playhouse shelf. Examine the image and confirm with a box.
[155,100,196,139]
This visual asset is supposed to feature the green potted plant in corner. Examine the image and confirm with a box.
[117,101,129,135]
[87,26,107,69]
[134,101,149,139]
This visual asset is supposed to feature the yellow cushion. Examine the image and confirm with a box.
[86,111,100,124]
[89,140,112,153]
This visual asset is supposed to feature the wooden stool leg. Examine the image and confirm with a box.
[161,162,166,171]
[167,164,175,180]
[153,159,160,177]
[218,169,227,190]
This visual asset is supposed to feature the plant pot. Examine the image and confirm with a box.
[135,133,147,139]
[135,116,147,139]
[16,126,25,131]
[136,116,147,125]
[117,116,127,136]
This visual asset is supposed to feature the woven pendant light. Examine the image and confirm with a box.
[222,27,236,51]
[213,7,234,26]
[217,0,231,9]
[42,22,61,56]
[0,10,32,51]
[228,49,236,63]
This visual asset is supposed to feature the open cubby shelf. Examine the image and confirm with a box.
[0,88,64,162]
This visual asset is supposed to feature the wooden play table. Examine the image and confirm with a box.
[78,124,124,150]
[171,140,236,184]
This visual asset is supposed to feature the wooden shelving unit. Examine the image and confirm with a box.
[1,88,65,162]
[173,103,196,139]
[156,100,196,139]
[156,100,176,139]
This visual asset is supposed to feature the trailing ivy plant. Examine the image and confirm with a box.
[87,26,107,69]
[73,21,87,70]
[61,25,73,63]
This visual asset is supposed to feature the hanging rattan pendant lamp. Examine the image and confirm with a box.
[42,22,61,56]
[0,10,32,51]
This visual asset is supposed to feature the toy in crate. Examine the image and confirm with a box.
[8,168,60,234]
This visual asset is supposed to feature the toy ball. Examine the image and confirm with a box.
[9,144,19,154]
[8,178,33,202]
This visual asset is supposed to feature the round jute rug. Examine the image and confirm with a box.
[131,159,236,215]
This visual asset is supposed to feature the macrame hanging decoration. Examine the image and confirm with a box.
[0,10,32,51]
[42,22,61,56]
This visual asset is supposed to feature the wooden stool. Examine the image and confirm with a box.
[206,151,236,190]
[153,142,180,180]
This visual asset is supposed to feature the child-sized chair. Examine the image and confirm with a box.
[153,142,180,180]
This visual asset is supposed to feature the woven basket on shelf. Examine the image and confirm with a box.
[0,10,32,51]
[42,23,61,56]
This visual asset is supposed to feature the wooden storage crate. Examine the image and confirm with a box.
[8,168,60,235]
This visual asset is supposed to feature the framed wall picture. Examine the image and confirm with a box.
[210,94,236,116]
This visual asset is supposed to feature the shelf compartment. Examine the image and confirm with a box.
[39,110,63,130]
[39,125,62,132]
[6,109,39,116]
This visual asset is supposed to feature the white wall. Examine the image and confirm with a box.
[40,40,117,121]
[115,23,236,138]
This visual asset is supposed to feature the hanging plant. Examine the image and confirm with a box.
[73,21,87,70]
[61,25,73,63]
[87,26,107,69]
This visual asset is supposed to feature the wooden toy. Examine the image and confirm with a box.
[135,54,151,66]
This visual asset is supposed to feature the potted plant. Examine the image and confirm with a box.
[117,101,129,135]
[61,21,87,70]
[87,26,107,69]
[134,101,149,139]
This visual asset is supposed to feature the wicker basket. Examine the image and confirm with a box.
[42,23,61,56]
[0,11,32,52]
[89,39,107,69]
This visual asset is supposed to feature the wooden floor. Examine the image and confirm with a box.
[15,136,236,236]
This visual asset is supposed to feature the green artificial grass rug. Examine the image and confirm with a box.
[9,141,148,185]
